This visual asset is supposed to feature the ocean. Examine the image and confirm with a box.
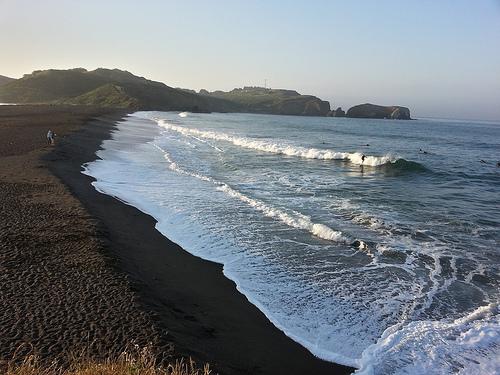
[84,111,500,374]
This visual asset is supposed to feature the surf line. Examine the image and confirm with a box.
[155,119,397,167]
[150,142,357,243]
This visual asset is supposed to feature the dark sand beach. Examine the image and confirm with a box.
[0,106,165,363]
[0,105,353,374]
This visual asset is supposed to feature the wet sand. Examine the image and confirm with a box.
[0,105,354,374]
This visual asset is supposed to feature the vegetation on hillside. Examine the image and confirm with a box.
[0,68,234,112]
[59,83,140,108]
[200,86,331,116]
[0,69,331,116]
[0,69,412,118]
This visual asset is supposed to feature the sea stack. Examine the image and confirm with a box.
[346,103,411,120]
[326,107,346,117]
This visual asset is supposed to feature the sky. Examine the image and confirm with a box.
[1,0,499,121]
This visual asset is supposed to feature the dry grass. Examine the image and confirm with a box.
[1,346,211,375]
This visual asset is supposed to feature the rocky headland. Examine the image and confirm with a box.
[199,86,331,116]
[0,68,412,119]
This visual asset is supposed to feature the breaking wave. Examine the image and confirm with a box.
[152,143,346,242]
[379,159,429,174]
[356,303,500,375]
[156,119,399,167]
[84,113,500,374]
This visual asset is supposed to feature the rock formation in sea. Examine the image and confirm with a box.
[346,103,411,120]
[0,68,413,120]
[327,107,346,117]
[0,69,331,116]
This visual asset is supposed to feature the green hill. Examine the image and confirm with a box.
[62,83,140,108]
[0,68,332,116]
[200,87,331,116]
[0,69,414,119]
[0,68,235,112]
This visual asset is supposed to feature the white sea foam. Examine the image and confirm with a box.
[178,111,189,117]
[156,119,396,166]
[217,184,345,242]
[152,143,346,242]
[83,113,500,375]
[355,303,500,375]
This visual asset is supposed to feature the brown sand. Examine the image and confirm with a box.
[0,105,354,374]
[0,106,170,364]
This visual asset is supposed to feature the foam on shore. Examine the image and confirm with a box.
[152,143,346,242]
[83,112,500,374]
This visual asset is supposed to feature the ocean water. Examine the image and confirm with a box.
[84,111,500,374]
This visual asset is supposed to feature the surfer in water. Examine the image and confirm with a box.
[361,154,366,164]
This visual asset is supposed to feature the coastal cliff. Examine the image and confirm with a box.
[0,68,412,119]
[0,69,330,116]
[199,87,331,116]
[346,103,411,120]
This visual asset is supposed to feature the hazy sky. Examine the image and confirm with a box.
[1,0,499,120]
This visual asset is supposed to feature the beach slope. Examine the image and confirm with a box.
[0,105,353,374]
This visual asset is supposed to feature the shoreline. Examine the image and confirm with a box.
[0,105,167,364]
[87,113,359,367]
[0,105,354,374]
[48,112,354,374]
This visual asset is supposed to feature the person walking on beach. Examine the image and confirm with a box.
[47,130,54,145]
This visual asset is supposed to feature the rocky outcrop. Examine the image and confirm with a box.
[1,68,415,120]
[346,103,411,120]
[201,86,331,116]
[388,106,411,120]
[0,69,333,116]
[327,107,346,117]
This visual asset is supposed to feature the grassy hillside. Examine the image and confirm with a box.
[201,87,331,116]
[0,69,108,103]
[0,69,332,116]
[0,68,235,112]
[61,83,140,108]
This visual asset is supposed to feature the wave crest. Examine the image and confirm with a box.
[156,119,398,166]
[152,143,346,242]
[379,159,428,174]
